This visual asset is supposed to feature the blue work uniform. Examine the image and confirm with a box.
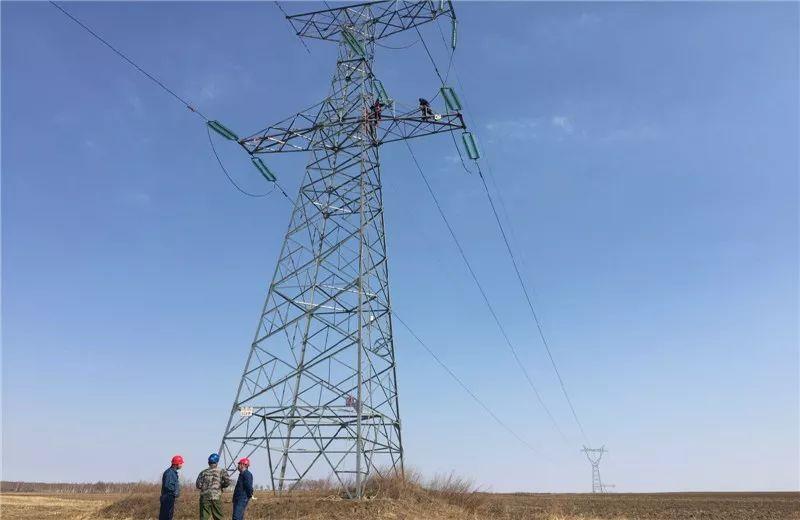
[159,466,180,520]
[232,469,254,520]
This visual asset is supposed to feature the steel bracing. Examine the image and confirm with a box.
[219,1,462,499]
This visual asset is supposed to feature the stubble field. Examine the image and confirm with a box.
[2,489,798,520]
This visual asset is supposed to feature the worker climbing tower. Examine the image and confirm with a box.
[218,1,464,498]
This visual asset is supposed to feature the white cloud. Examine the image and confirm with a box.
[486,114,660,144]
[485,117,543,140]
[551,115,574,134]
[485,115,577,141]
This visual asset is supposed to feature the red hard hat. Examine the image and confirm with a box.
[171,455,184,466]
[238,458,250,466]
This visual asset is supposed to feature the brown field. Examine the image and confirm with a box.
[2,489,798,520]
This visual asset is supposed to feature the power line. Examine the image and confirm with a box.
[476,162,590,444]
[410,25,472,176]
[49,1,208,121]
[51,1,290,201]
[391,310,544,457]
[412,23,453,103]
[429,15,592,446]
[408,26,570,444]
[275,2,312,54]
[433,16,520,248]
[375,39,419,50]
[404,139,569,444]
[207,127,276,199]
[414,22,444,84]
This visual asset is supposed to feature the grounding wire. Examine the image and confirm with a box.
[432,14,592,446]
[49,1,208,121]
[390,309,545,457]
[403,139,569,444]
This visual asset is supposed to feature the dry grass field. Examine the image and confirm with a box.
[0,493,122,519]
[2,487,798,520]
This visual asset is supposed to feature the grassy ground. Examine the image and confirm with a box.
[2,489,799,519]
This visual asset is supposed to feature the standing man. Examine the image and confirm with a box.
[196,453,231,520]
[159,455,183,520]
[232,458,254,520]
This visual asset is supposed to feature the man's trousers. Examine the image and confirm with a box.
[199,497,224,520]
[232,496,250,520]
[158,494,175,520]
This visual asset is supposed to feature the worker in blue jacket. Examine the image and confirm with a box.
[232,457,254,520]
[160,455,184,520]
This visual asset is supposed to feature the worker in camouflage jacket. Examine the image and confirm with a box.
[196,453,231,520]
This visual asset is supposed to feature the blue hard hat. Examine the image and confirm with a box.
[208,453,220,464]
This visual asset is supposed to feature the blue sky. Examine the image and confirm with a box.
[2,1,798,492]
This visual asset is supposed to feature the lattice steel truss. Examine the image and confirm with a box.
[219,1,463,498]
[582,446,610,493]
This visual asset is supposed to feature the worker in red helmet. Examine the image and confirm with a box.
[159,455,184,520]
[232,457,254,520]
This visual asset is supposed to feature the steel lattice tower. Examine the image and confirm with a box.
[219,1,463,498]
[582,446,609,493]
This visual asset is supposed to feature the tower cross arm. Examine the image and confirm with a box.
[239,103,466,155]
[285,1,455,42]
[235,103,328,155]
[375,109,465,146]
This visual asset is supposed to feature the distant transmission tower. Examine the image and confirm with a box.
[581,446,613,493]
[218,1,464,498]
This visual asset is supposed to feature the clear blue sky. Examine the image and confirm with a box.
[2,1,797,492]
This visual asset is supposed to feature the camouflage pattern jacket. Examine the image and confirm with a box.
[195,465,231,500]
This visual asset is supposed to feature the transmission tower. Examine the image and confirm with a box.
[218,1,464,498]
[581,445,613,493]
